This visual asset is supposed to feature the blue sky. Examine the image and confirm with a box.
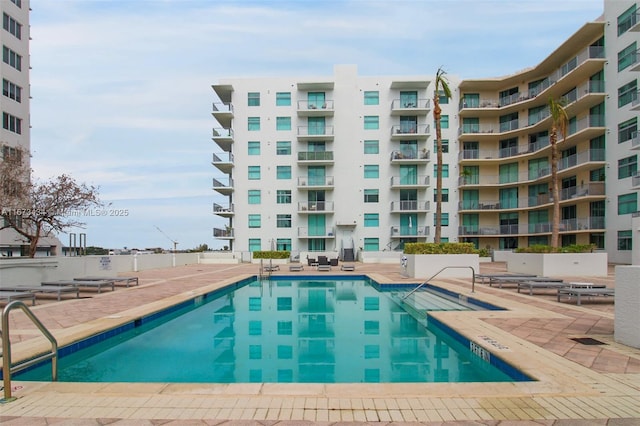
[28,0,604,251]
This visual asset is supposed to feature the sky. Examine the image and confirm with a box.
[27,0,604,252]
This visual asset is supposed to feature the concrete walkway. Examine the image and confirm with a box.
[0,261,638,425]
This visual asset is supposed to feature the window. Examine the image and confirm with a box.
[2,45,21,71]
[276,166,291,179]
[618,4,637,36]
[248,239,261,252]
[619,155,637,179]
[433,164,449,178]
[248,117,260,131]
[276,116,291,131]
[277,297,292,311]
[276,238,291,251]
[276,141,291,155]
[618,42,638,72]
[434,139,449,153]
[2,112,21,134]
[307,116,325,135]
[528,157,549,180]
[618,193,637,215]
[248,190,261,204]
[499,112,518,132]
[462,117,479,133]
[364,140,379,154]
[462,93,479,108]
[364,165,379,178]
[364,91,379,105]
[434,212,449,226]
[499,162,518,183]
[438,90,449,104]
[364,213,379,227]
[248,92,260,106]
[363,238,379,251]
[364,189,379,203]
[439,115,449,129]
[590,167,605,182]
[618,230,632,251]
[2,79,21,102]
[276,190,291,204]
[3,13,21,40]
[277,214,291,228]
[248,166,261,180]
[618,80,637,108]
[10,0,21,8]
[248,141,260,155]
[619,117,637,143]
[248,214,261,228]
[434,188,449,202]
[364,116,379,130]
[276,92,291,106]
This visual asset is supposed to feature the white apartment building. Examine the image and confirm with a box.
[212,65,459,260]
[1,0,32,256]
[212,1,639,264]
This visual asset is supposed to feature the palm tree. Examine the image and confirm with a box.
[548,97,568,249]
[433,67,452,243]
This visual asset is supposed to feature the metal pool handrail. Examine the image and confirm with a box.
[402,266,476,300]
[1,300,58,402]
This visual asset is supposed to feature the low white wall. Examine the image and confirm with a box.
[614,265,640,348]
[407,254,479,279]
[506,252,608,277]
[1,253,199,287]
[492,250,512,262]
[198,252,240,264]
[360,251,403,264]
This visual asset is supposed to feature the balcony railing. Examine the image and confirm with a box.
[558,149,605,170]
[297,151,334,161]
[298,201,334,212]
[391,98,431,110]
[297,126,334,137]
[298,227,336,238]
[212,152,233,163]
[390,200,430,212]
[212,128,234,139]
[297,176,334,187]
[390,149,430,161]
[212,102,233,114]
[213,227,234,238]
[391,124,430,135]
[632,131,640,150]
[390,175,430,187]
[633,171,640,188]
[390,225,429,237]
[212,177,233,191]
[297,100,334,111]
[213,203,234,214]
[458,217,604,236]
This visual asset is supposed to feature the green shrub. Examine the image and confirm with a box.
[476,248,491,258]
[252,250,290,259]
[514,244,595,254]
[404,242,477,254]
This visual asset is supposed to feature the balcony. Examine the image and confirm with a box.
[390,124,430,140]
[390,200,430,213]
[297,151,334,165]
[212,177,234,195]
[632,132,640,150]
[458,217,604,237]
[390,175,430,189]
[213,203,234,217]
[298,201,334,214]
[297,176,334,190]
[213,227,234,239]
[630,11,640,31]
[297,100,335,117]
[390,98,431,116]
[211,102,233,128]
[297,125,334,141]
[211,152,234,174]
[390,225,429,238]
[390,149,430,164]
[632,91,640,111]
[558,149,605,173]
[632,171,640,189]
[212,128,234,151]
[298,227,336,239]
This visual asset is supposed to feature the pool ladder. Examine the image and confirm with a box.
[402,266,476,300]
[1,300,58,403]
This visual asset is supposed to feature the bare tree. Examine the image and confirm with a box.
[433,67,452,243]
[548,97,568,249]
[1,150,102,257]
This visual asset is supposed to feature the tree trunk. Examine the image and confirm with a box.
[550,127,560,248]
[434,100,442,243]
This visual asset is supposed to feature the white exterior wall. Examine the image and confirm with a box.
[214,65,460,255]
[603,0,639,264]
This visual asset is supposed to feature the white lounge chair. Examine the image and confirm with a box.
[75,276,139,287]
[341,264,356,271]
[0,290,36,306]
[289,264,304,272]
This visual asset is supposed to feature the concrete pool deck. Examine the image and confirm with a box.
[0,261,639,425]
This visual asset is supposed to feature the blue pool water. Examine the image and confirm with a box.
[16,276,527,383]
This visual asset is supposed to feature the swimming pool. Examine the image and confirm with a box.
[15,276,529,383]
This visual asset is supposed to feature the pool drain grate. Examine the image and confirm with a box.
[571,337,606,345]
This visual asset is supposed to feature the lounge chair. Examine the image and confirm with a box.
[341,263,356,271]
[1,285,80,301]
[74,276,139,287]
[557,286,614,305]
[317,264,332,272]
[262,265,280,272]
[0,290,36,306]
[289,264,304,272]
[41,279,115,293]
